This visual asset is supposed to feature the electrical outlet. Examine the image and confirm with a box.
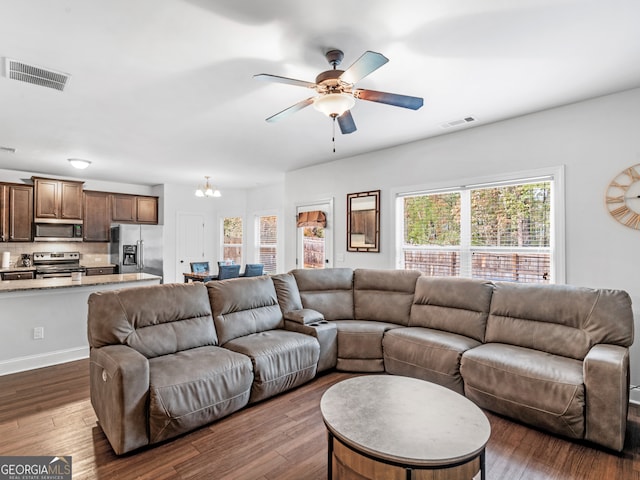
[33,327,44,340]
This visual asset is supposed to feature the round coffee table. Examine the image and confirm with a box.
[320,375,490,480]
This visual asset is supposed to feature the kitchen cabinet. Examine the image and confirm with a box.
[85,266,117,276]
[0,183,33,242]
[33,177,83,222]
[83,191,111,242]
[111,194,158,224]
[2,270,35,280]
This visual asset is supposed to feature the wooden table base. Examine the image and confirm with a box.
[328,433,484,480]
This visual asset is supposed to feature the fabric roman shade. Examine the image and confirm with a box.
[297,210,326,227]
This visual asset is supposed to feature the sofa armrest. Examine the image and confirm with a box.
[284,319,337,372]
[90,345,150,455]
[284,308,325,325]
[583,344,630,451]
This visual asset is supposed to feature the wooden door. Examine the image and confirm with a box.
[0,184,7,242]
[34,178,59,219]
[9,185,33,241]
[60,181,83,220]
[83,191,110,242]
[111,194,137,223]
[136,196,158,224]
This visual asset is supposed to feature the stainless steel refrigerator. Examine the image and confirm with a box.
[110,224,163,280]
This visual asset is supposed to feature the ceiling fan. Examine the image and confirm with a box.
[254,49,423,135]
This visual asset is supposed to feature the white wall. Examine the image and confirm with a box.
[284,87,640,402]
[161,183,247,283]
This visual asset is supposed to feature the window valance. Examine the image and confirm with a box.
[297,210,326,228]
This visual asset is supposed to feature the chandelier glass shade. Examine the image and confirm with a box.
[313,93,355,117]
[195,176,221,198]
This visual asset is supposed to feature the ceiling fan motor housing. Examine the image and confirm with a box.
[325,49,344,67]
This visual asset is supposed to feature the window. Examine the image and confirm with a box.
[398,173,559,283]
[221,216,243,265]
[256,214,278,274]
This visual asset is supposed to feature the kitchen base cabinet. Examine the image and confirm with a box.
[85,266,117,276]
[2,271,35,281]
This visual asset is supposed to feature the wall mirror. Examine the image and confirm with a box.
[347,190,380,252]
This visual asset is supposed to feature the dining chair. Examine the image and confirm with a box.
[190,262,210,273]
[243,264,264,277]
[217,264,241,280]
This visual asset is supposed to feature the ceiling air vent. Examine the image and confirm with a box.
[4,58,70,91]
[441,116,476,129]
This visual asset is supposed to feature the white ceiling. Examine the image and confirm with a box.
[1,0,639,189]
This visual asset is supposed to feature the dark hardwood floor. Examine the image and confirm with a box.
[0,359,638,479]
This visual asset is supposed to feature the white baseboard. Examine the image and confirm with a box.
[0,347,89,376]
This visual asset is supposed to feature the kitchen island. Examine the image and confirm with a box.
[0,273,162,375]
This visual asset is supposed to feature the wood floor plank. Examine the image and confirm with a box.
[0,360,638,480]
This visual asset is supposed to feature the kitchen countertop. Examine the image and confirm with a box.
[0,272,161,293]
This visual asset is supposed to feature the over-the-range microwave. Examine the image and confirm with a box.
[33,223,83,242]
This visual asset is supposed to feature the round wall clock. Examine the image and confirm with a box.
[605,163,640,229]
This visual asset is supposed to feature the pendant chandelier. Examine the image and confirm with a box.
[195,176,221,198]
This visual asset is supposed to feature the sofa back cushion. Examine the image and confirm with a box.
[354,269,421,326]
[486,282,634,360]
[409,276,494,342]
[207,276,283,345]
[88,283,217,357]
[271,273,303,313]
[291,268,354,320]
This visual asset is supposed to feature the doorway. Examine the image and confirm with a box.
[296,200,333,269]
[176,212,205,282]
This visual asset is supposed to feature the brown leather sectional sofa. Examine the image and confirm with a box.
[87,268,634,454]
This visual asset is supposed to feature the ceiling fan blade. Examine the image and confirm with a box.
[253,73,317,89]
[337,110,357,134]
[340,51,389,84]
[355,89,424,110]
[265,97,315,123]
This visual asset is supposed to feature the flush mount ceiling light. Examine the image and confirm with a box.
[68,158,91,169]
[195,176,221,198]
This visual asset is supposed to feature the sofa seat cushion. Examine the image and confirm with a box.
[383,327,481,395]
[461,343,585,439]
[148,346,253,444]
[223,330,320,403]
[333,320,401,372]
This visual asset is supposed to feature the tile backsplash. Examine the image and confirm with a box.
[0,242,110,267]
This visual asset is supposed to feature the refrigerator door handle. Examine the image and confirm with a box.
[137,239,144,271]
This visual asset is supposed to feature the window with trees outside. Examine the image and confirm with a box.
[222,216,243,266]
[399,175,557,283]
[256,214,278,274]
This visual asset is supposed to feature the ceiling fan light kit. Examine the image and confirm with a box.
[254,49,424,138]
[313,93,355,117]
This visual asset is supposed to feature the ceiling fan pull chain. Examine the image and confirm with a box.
[332,116,336,153]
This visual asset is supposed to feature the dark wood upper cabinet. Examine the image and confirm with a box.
[33,177,83,222]
[83,191,111,242]
[0,183,33,242]
[111,194,158,224]
[136,196,158,224]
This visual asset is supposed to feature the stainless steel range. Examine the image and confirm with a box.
[33,251,86,279]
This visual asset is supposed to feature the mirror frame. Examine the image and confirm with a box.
[347,190,380,252]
